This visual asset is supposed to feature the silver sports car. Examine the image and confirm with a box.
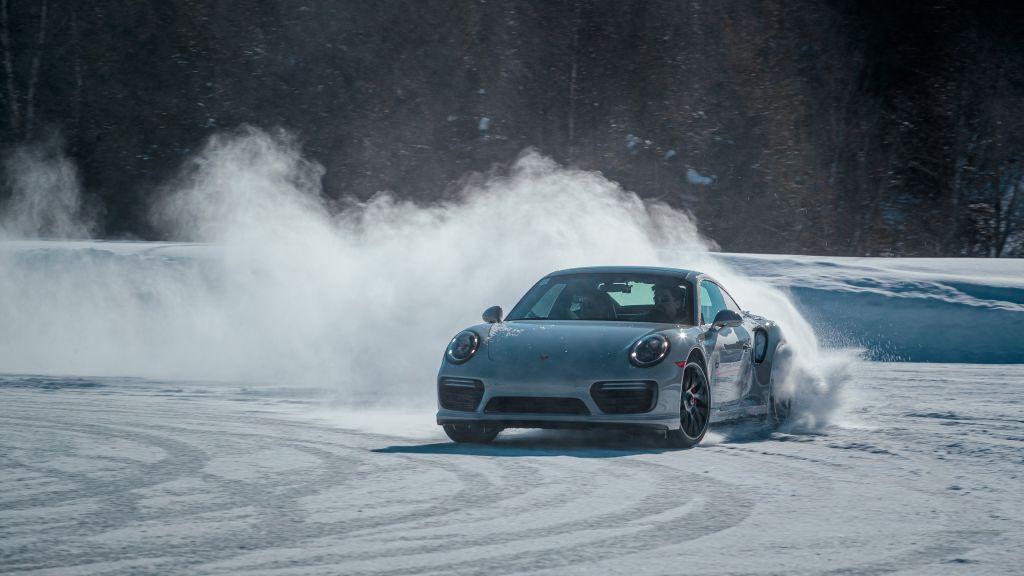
[437,266,792,447]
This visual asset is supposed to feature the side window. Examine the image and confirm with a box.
[698,281,727,325]
[721,288,741,313]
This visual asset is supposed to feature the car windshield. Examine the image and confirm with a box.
[506,273,695,325]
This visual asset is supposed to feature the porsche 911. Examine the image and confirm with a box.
[436,266,792,447]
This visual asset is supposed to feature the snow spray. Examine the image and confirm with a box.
[0,127,852,430]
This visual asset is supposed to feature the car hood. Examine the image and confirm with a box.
[485,320,663,366]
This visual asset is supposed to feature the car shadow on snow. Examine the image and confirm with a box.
[374,424,780,458]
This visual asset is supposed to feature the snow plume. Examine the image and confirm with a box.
[690,265,856,433]
[0,136,97,239]
[0,126,852,430]
[143,126,715,398]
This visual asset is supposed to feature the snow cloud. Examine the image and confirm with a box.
[0,135,97,239]
[0,126,851,429]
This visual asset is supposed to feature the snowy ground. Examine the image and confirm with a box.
[2,362,1022,575]
[1,238,1022,574]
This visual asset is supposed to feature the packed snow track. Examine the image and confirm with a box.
[2,363,1021,575]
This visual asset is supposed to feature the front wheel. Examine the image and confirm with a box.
[666,363,711,448]
[443,423,500,444]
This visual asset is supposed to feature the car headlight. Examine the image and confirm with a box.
[446,330,480,364]
[629,334,670,367]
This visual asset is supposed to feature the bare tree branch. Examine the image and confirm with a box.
[996,175,1021,257]
[1,0,19,133]
[566,2,581,163]
[24,0,48,136]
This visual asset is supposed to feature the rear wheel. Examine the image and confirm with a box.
[443,423,500,444]
[766,345,793,429]
[766,384,791,428]
[666,363,710,448]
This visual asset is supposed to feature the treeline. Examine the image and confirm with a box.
[1,0,1022,256]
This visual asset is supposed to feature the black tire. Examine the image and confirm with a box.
[666,362,711,448]
[443,423,500,444]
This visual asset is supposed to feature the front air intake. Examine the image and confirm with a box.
[438,378,484,412]
[484,397,590,415]
[591,381,657,414]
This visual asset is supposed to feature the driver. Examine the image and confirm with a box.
[640,283,688,324]
[573,289,615,320]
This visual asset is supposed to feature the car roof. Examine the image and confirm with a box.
[547,265,702,281]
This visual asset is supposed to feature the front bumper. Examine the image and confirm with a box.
[436,368,684,432]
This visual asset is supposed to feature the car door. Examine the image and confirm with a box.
[699,281,744,411]
[719,286,754,402]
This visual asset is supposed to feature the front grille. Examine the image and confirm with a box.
[591,381,657,414]
[484,397,591,415]
[439,378,484,412]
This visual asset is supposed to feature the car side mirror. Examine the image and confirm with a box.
[712,309,742,329]
[482,305,503,324]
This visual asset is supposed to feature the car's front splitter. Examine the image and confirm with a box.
[436,410,679,431]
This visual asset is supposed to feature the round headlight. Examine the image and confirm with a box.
[446,330,480,364]
[630,334,670,367]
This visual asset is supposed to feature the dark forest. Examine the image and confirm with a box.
[1,0,1023,256]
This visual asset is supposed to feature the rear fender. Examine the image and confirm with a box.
[752,322,786,400]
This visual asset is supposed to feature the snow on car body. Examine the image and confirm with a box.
[437,266,791,447]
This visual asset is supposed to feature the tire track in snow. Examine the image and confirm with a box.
[0,384,751,575]
[1,389,542,572]
[3,363,1023,575]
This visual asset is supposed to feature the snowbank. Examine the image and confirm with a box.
[1,240,1020,366]
[719,254,1024,363]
